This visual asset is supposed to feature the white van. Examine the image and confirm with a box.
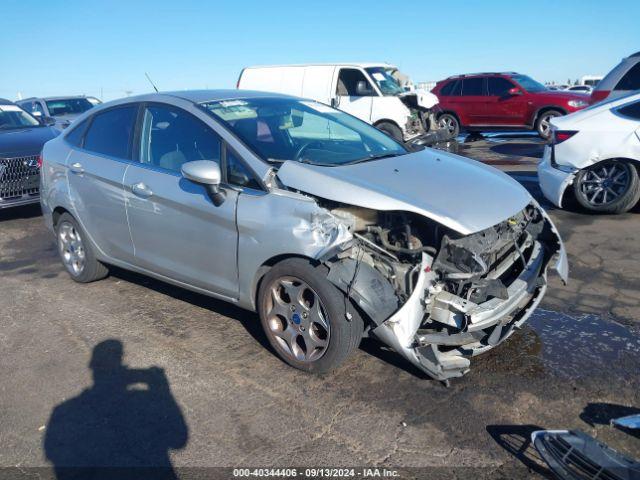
[237,63,440,143]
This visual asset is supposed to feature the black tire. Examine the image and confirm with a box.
[375,121,404,142]
[437,113,460,139]
[257,258,364,374]
[55,212,109,283]
[573,160,640,214]
[535,109,563,139]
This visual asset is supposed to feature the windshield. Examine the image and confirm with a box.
[511,74,547,93]
[201,97,407,166]
[45,98,93,117]
[0,104,41,130]
[365,67,405,96]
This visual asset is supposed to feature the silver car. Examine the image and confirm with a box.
[40,90,568,382]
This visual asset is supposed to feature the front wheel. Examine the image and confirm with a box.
[437,113,460,139]
[535,110,562,139]
[257,258,364,374]
[375,121,404,142]
[574,160,640,214]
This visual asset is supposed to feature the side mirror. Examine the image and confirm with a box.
[508,87,523,96]
[40,116,56,126]
[356,81,374,96]
[181,160,226,206]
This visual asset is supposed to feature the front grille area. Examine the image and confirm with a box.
[0,155,40,201]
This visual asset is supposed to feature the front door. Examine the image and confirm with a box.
[484,77,528,126]
[124,103,239,298]
[334,68,374,122]
[66,105,138,262]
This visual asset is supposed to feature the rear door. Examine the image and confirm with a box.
[333,68,374,122]
[66,104,138,262]
[123,103,239,298]
[484,76,527,125]
[459,77,487,125]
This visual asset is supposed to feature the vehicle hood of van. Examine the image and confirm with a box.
[0,126,58,157]
[276,149,531,235]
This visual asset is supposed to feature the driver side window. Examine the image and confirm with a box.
[336,69,374,97]
[139,105,221,173]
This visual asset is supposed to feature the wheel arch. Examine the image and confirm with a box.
[533,105,567,125]
[251,253,318,311]
[373,118,402,130]
[52,206,72,227]
[437,110,461,123]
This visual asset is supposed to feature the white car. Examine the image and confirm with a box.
[237,63,440,143]
[538,92,640,213]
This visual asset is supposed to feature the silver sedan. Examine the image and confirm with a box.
[40,90,567,382]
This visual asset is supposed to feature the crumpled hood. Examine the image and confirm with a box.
[0,126,58,157]
[276,149,532,235]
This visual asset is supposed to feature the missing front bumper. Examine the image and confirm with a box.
[372,237,553,382]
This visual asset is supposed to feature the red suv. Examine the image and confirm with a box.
[432,72,590,138]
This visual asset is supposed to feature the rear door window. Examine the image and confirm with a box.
[83,106,138,159]
[462,77,485,96]
[615,62,640,91]
[65,118,90,147]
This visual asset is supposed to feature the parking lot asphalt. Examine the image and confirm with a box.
[1,133,639,479]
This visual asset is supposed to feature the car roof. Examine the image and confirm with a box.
[152,89,299,104]
[18,95,92,102]
[445,72,518,80]
[245,63,395,70]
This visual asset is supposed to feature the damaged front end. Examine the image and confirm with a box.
[321,202,567,382]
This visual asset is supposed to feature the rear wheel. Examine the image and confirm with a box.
[574,160,640,214]
[437,113,460,139]
[375,121,404,142]
[257,258,364,374]
[535,110,563,139]
[55,212,109,282]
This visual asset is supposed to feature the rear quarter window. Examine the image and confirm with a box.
[440,80,461,96]
[616,101,640,120]
[64,119,90,147]
[83,105,138,159]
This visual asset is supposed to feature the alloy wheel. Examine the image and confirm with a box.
[57,221,86,276]
[538,113,558,137]
[264,276,330,363]
[579,162,631,206]
[438,115,458,135]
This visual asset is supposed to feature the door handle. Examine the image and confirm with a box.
[131,182,153,198]
[69,162,84,174]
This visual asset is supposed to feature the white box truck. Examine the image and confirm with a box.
[237,63,443,143]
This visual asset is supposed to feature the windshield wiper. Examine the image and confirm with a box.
[344,152,404,165]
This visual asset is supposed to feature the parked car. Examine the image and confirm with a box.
[40,90,567,382]
[432,72,590,138]
[567,85,594,94]
[591,51,640,104]
[0,98,58,209]
[237,63,441,143]
[538,91,640,213]
[16,96,96,131]
[580,75,603,87]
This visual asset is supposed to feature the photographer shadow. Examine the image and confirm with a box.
[44,339,188,480]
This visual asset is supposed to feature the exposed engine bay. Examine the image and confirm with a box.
[399,90,441,135]
[319,202,563,382]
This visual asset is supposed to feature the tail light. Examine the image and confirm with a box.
[552,130,578,145]
[37,153,43,168]
[590,90,610,104]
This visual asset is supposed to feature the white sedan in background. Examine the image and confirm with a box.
[538,92,640,213]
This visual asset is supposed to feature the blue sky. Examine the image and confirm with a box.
[1,0,638,101]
